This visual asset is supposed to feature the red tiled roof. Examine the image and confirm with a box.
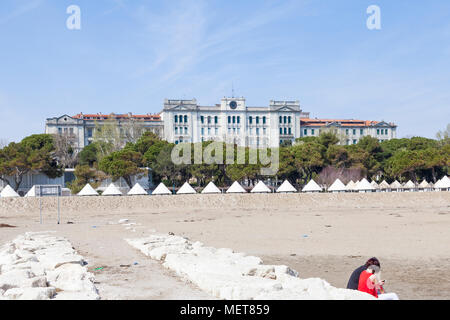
[300,118,383,127]
[73,113,161,121]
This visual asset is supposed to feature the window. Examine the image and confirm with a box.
[87,128,92,137]
[249,116,253,124]
[215,116,218,124]
[280,128,283,135]
[311,129,315,135]
[175,127,178,134]
[215,128,218,135]
[346,139,350,145]
[175,115,178,123]
[208,128,211,135]
[304,129,307,135]
[201,128,204,135]
[256,116,259,124]
[377,129,380,135]
[385,129,388,135]
[279,116,282,124]
[184,115,188,123]
[346,129,349,135]
[232,116,236,124]
[284,116,287,124]
[228,128,231,134]
[58,128,62,134]
[353,129,356,135]
[263,128,266,135]
[284,128,287,135]
[256,128,260,135]
[233,128,236,134]
[263,116,266,124]
[237,116,240,124]
[185,127,188,134]
[208,116,211,124]
[360,129,364,135]
[237,127,240,134]
[228,116,231,124]
[353,139,357,144]
[288,128,292,135]
[288,116,291,124]
[200,116,204,124]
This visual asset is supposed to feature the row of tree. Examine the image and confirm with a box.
[1,124,449,193]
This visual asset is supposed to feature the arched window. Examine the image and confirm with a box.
[214,116,218,124]
[237,116,240,124]
[288,116,291,124]
[232,116,236,124]
[200,116,204,124]
[263,116,266,124]
[279,116,282,123]
[249,116,253,124]
[184,115,188,123]
[284,116,287,124]
[256,116,259,124]
[228,116,231,124]
[208,116,211,124]
[175,115,178,123]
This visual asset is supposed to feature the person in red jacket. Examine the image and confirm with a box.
[358,263,399,300]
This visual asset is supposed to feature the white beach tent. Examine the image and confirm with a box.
[177,182,197,195]
[390,180,403,192]
[226,181,247,194]
[201,181,222,194]
[102,183,123,196]
[370,180,380,191]
[0,185,20,198]
[276,180,297,193]
[355,178,375,193]
[328,179,347,193]
[302,179,322,193]
[434,176,450,191]
[77,183,99,196]
[403,180,417,192]
[25,186,37,197]
[345,180,356,192]
[418,180,432,192]
[379,180,391,192]
[127,183,148,195]
[251,181,271,193]
[152,182,172,195]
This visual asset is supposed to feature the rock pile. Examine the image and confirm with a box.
[0,232,99,300]
[126,234,373,300]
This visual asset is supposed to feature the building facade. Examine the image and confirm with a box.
[45,113,163,151]
[300,118,397,145]
[45,97,397,150]
[162,97,309,148]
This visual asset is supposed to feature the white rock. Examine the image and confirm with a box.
[3,287,56,300]
[126,234,375,300]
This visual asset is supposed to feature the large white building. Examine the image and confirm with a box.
[45,96,397,150]
[45,112,163,151]
[162,97,310,147]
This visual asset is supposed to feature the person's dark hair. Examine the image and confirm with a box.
[365,257,380,268]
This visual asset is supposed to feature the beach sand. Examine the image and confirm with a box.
[1,192,449,299]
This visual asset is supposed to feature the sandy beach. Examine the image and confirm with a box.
[1,192,449,299]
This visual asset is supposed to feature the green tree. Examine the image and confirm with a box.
[0,134,63,191]
[98,148,144,188]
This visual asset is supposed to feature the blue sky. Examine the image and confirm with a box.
[0,0,449,142]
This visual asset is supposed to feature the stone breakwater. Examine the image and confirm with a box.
[0,232,99,300]
[1,192,449,216]
[126,233,373,300]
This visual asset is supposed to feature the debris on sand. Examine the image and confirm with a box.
[0,224,16,228]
